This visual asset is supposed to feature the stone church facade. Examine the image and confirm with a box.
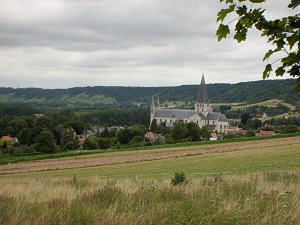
[150,74,229,134]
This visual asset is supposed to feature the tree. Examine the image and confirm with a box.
[186,122,201,141]
[283,124,299,133]
[82,138,99,150]
[98,138,112,149]
[241,113,251,125]
[117,128,132,145]
[217,0,300,91]
[35,129,56,154]
[150,119,158,132]
[151,134,166,145]
[200,126,212,140]
[171,121,188,141]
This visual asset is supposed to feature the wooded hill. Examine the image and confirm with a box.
[0,79,299,108]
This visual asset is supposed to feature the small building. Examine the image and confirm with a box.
[144,132,155,141]
[258,130,275,136]
[1,136,19,144]
[210,132,218,141]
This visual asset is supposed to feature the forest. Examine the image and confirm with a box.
[0,79,299,108]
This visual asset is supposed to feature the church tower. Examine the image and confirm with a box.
[150,96,155,125]
[195,73,213,114]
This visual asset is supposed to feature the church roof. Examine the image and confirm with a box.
[206,112,221,120]
[219,114,228,122]
[154,109,227,122]
[197,74,210,104]
[154,109,195,119]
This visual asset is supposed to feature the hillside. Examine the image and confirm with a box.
[0,79,299,108]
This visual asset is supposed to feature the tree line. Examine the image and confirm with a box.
[1,79,299,108]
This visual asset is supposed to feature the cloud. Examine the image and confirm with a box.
[0,0,294,88]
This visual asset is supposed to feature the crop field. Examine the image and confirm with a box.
[0,136,300,224]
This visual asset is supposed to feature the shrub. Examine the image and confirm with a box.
[171,171,187,186]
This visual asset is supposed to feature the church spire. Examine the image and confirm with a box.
[151,96,155,109]
[197,73,210,104]
[156,96,160,109]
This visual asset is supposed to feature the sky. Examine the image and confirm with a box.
[0,0,295,89]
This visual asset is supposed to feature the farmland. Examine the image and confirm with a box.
[0,136,300,224]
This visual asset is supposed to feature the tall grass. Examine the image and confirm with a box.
[0,172,299,224]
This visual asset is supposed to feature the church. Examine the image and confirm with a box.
[150,74,229,134]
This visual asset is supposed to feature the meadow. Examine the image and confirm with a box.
[0,136,299,224]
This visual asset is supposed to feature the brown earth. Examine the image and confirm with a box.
[0,136,299,174]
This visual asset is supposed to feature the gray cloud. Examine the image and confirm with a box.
[0,0,294,88]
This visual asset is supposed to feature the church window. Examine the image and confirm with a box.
[213,121,215,125]
[220,125,222,129]
[170,119,172,123]
[160,119,162,123]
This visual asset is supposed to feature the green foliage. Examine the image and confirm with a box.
[186,122,201,141]
[283,124,299,134]
[200,126,211,140]
[97,138,112,149]
[82,139,99,150]
[35,130,56,154]
[171,171,187,186]
[171,121,188,140]
[151,134,165,145]
[217,0,300,91]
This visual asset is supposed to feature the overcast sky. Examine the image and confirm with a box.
[0,0,294,89]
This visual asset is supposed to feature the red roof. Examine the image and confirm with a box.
[2,136,13,142]
[259,131,274,136]
[146,132,155,138]
[211,132,217,138]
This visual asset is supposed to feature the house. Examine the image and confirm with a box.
[258,130,275,136]
[1,136,19,144]
[144,132,155,141]
[227,126,247,135]
[210,132,218,141]
[0,136,19,144]
[77,130,96,146]
[150,74,229,134]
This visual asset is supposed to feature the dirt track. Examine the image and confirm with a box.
[0,136,299,174]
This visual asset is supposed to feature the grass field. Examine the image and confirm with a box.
[0,136,300,224]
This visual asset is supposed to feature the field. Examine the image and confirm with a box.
[0,136,300,224]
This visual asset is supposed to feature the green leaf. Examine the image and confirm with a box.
[288,0,300,9]
[263,64,272,79]
[234,28,247,42]
[287,34,298,49]
[216,24,230,41]
[217,5,235,22]
[275,66,285,76]
[263,49,274,61]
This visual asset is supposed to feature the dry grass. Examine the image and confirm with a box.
[0,172,299,224]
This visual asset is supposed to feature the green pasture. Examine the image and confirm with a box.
[3,139,299,179]
[231,99,282,110]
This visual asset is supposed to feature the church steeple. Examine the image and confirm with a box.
[195,73,213,114]
[156,96,160,109]
[197,73,210,104]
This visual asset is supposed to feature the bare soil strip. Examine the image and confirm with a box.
[1,137,299,174]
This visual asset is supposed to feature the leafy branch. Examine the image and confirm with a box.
[216,0,300,92]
